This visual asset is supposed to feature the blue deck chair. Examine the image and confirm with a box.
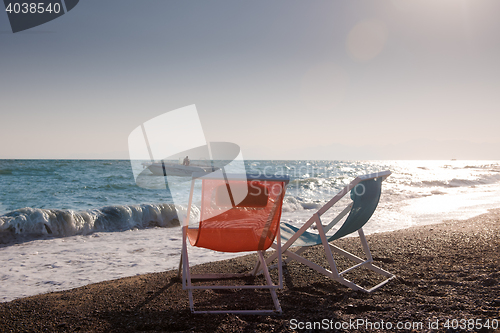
[254,170,394,293]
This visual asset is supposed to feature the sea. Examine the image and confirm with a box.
[1,159,500,302]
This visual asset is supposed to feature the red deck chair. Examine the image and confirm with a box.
[179,172,289,314]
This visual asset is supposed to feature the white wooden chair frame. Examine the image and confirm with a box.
[179,173,286,315]
[254,171,395,293]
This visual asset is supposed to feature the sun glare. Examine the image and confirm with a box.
[346,19,388,62]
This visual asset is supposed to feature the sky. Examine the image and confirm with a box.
[1,0,499,160]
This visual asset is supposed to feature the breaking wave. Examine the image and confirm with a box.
[415,174,500,188]
[0,203,184,242]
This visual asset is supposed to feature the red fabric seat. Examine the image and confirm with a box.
[187,179,285,252]
[180,173,289,314]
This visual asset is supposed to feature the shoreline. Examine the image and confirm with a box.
[1,209,499,332]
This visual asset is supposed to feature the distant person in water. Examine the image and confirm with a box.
[183,156,190,166]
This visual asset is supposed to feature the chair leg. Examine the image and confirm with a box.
[181,244,196,311]
[177,253,182,279]
[329,229,395,292]
[358,228,373,262]
[251,250,264,276]
[182,248,283,314]
[258,251,282,313]
[283,246,307,264]
[316,215,341,278]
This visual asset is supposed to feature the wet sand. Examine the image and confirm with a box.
[1,209,499,332]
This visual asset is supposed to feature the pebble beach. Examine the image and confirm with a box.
[1,209,499,332]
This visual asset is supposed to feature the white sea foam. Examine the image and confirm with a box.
[0,228,246,302]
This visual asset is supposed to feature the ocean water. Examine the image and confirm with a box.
[1,159,500,302]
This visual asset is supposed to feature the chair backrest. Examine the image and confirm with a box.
[187,177,288,253]
[329,177,382,241]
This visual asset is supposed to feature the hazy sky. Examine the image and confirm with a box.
[1,0,499,159]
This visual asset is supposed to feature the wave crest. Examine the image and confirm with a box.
[0,203,182,240]
[415,174,500,188]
